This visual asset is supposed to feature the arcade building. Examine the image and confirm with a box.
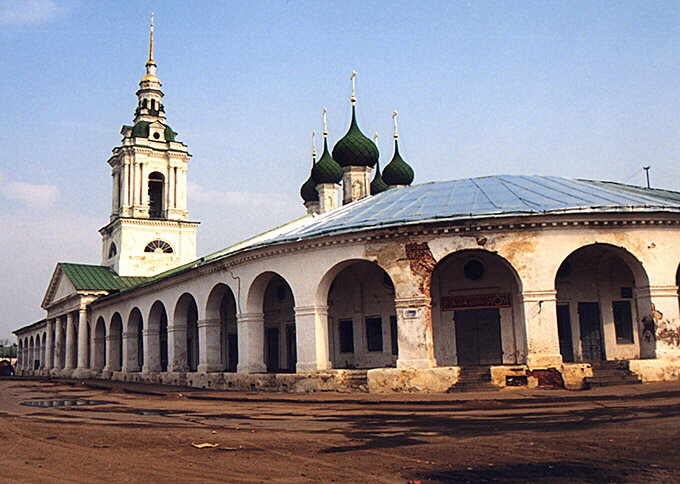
[13,24,680,392]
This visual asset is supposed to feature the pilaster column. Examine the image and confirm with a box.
[521,289,563,367]
[198,318,222,373]
[122,331,140,372]
[236,313,266,373]
[111,170,120,215]
[77,309,89,369]
[167,321,187,372]
[105,334,121,372]
[55,317,64,369]
[122,160,130,212]
[395,296,437,369]
[294,305,331,372]
[637,285,680,359]
[45,319,55,369]
[65,312,76,369]
[142,328,161,373]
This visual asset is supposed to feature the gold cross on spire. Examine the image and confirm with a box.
[311,130,317,162]
[350,71,357,105]
[147,12,155,64]
[322,108,328,137]
[392,110,399,139]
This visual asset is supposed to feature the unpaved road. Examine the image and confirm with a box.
[2,378,680,483]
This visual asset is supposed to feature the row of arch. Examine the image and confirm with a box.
[18,242,672,373]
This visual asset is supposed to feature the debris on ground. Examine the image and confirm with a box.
[191,442,219,449]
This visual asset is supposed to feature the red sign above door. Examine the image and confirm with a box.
[441,293,512,311]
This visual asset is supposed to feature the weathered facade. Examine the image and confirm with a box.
[14,25,680,393]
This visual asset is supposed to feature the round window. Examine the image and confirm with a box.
[153,132,160,139]
[463,260,485,281]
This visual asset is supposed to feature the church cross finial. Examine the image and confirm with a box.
[392,110,399,139]
[311,130,317,163]
[322,108,328,137]
[148,13,155,64]
[350,71,357,105]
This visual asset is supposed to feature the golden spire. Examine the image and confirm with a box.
[392,110,399,140]
[350,71,357,105]
[147,12,155,66]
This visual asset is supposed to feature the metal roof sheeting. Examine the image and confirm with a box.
[261,175,680,245]
[60,263,150,291]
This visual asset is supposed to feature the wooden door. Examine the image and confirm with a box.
[578,302,604,361]
[455,308,502,366]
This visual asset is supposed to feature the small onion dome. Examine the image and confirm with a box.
[300,173,319,202]
[332,106,379,168]
[311,137,343,184]
[382,140,414,186]
[370,160,389,195]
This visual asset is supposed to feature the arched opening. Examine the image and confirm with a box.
[261,275,296,373]
[323,260,397,369]
[17,340,23,369]
[148,172,165,219]
[206,284,238,372]
[29,337,35,370]
[148,301,169,372]
[58,317,66,369]
[94,317,106,370]
[555,244,650,362]
[108,242,117,259]
[174,293,199,372]
[41,333,46,368]
[109,313,123,371]
[431,250,524,366]
[49,324,55,368]
[126,308,144,372]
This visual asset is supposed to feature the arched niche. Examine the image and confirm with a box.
[148,300,169,372]
[174,293,199,372]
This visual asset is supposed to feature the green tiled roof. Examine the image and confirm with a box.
[59,263,150,291]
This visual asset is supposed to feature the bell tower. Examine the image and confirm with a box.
[100,15,199,277]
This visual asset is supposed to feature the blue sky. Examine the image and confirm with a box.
[2,0,680,338]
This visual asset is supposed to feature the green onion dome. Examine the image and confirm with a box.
[300,173,319,202]
[130,121,176,141]
[370,159,389,195]
[311,138,343,184]
[382,140,414,186]
[332,106,379,168]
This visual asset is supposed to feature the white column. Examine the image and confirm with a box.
[122,331,140,372]
[198,318,222,373]
[111,170,120,215]
[122,160,130,210]
[77,309,89,369]
[236,313,266,373]
[521,289,563,367]
[142,328,161,373]
[105,334,121,372]
[64,313,76,370]
[165,166,172,216]
[45,319,55,369]
[167,321,187,372]
[294,306,331,372]
[55,317,64,369]
[395,296,437,369]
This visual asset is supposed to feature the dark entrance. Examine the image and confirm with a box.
[578,302,604,361]
[286,324,296,372]
[227,334,238,372]
[266,327,280,372]
[557,304,574,362]
[454,308,502,366]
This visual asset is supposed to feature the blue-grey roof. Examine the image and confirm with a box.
[263,175,680,245]
[91,175,680,304]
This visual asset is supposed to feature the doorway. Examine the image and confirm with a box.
[266,327,280,372]
[455,308,502,366]
[578,302,604,361]
[557,304,574,362]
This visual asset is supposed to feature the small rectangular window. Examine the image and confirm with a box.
[339,319,354,354]
[390,316,398,356]
[620,287,633,299]
[612,300,634,344]
[365,317,383,352]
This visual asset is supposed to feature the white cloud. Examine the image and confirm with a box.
[0,180,59,208]
[0,0,60,25]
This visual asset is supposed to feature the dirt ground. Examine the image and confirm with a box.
[2,378,680,483]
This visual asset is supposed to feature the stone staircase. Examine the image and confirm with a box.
[585,360,642,388]
[344,370,368,391]
[450,366,498,392]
